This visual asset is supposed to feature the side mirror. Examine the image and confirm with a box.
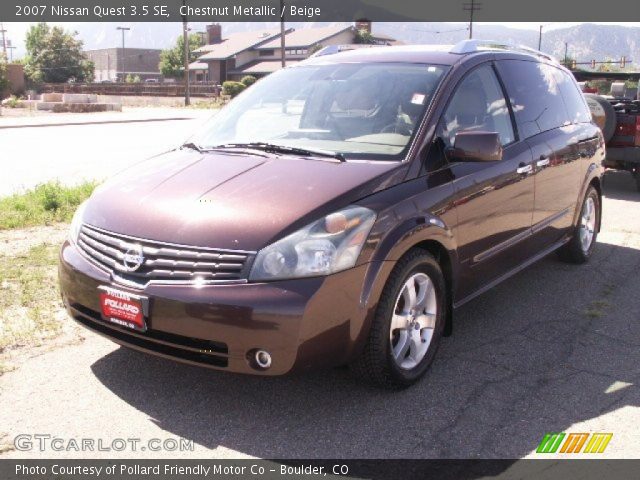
[446,131,503,162]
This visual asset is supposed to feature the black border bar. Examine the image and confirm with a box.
[4,0,640,22]
[3,459,640,480]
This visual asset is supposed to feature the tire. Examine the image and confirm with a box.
[635,170,640,193]
[350,249,446,389]
[558,186,600,264]
[585,94,616,143]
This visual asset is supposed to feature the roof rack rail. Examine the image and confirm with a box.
[450,39,558,63]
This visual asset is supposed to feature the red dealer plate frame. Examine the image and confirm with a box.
[98,286,148,332]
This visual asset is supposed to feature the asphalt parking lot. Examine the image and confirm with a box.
[0,171,639,460]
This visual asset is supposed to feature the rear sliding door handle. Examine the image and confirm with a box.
[537,158,550,168]
[516,164,533,174]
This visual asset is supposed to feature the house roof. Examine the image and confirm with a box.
[255,25,354,50]
[195,29,283,60]
[229,60,302,75]
[188,61,209,71]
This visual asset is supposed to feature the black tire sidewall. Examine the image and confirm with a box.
[382,253,446,385]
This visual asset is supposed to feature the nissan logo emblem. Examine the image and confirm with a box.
[123,244,145,271]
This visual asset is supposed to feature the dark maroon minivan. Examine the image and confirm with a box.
[59,40,604,387]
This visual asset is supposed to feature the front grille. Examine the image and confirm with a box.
[77,224,254,286]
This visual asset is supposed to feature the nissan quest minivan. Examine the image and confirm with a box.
[59,40,605,388]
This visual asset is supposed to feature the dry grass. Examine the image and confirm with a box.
[0,243,65,352]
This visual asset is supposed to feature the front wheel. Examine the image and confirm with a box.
[558,186,600,264]
[351,250,446,389]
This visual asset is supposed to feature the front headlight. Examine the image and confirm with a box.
[69,200,88,245]
[249,206,376,281]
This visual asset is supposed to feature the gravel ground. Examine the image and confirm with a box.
[0,171,638,460]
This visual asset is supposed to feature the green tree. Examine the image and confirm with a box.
[159,33,203,79]
[23,23,94,84]
[597,59,621,73]
[0,54,10,98]
[125,74,141,83]
[222,81,245,97]
[355,29,375,45]
[240,75,257,87]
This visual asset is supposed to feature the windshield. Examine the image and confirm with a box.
[190,62,448,160]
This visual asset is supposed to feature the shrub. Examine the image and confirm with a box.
[3,95,22,108]
[222,81,246,98]
[240,75,257,87]
[0,181,98,229]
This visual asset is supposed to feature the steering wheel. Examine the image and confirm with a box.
[381,121,413,136]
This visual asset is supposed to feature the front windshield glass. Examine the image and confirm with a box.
[190,62,448,160]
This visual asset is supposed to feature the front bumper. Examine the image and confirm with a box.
[59,240,385,375]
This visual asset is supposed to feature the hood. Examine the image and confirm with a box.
[84,149,404,251]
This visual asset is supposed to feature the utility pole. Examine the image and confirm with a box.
[0,22,7,57]
[116,26,130,82]
[182,0,190,106]
[463,1,482,39]
[538,25,543,50]
[279,0,286,68]
[564,42,568,67]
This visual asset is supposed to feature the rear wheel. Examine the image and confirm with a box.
[558,186,600,263]
[351,249,446,389]
[634,169,640,192]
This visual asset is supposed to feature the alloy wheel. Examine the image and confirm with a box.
[580,197,597,252]
[389,272,437,370]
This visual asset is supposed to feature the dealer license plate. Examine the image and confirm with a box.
[98,286,147,332]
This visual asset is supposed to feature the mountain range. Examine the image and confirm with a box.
[6,22,640,67]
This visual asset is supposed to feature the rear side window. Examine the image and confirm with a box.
[440,64,515,147]
[496,60,569,138]
[550,67,593,124]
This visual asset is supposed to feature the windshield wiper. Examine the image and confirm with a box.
[180,142,268,157]
[216,142,346,162]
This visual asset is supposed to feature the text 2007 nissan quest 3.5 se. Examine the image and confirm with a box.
[59,40,604,388]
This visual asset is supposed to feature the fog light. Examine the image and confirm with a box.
[255,350,272,369]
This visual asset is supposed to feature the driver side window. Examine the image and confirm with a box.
[439,64,515,148]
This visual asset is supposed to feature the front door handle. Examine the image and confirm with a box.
[516,164,533,175]
[537,158,550,168]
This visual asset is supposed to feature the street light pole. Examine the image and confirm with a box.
[116,26,130,82]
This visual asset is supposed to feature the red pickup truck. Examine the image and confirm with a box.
[585,93,640,191]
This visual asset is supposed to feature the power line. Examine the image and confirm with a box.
[410,27,469,34]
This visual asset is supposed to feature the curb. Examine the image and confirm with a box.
[0,116,196,130]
